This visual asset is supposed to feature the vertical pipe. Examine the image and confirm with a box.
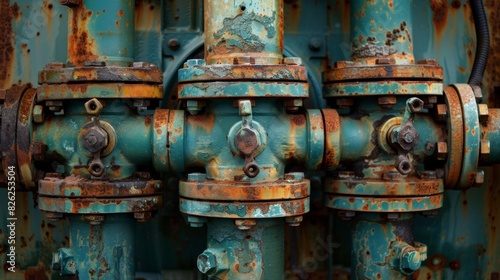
[204,0,284,65]
[68,215,135,280]
[200,218,284,279]
[350,0,414,64]
[67,0,135,66]
[351,213,417,279]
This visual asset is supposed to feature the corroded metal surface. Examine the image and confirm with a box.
[179,179,309,201]
[204,0,283,64]
[324,80,443,97]
[325,194,443,212]
[443,86,464,189]
[36,83,163,101]
[16,87,37,189]
[323,64,444,83]
[322,109,341,169]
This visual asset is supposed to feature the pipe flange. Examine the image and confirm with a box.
[324,194,443,212]
[443,86,464,189]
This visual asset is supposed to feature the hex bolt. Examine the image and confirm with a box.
[402,132,414,144]
[375,58,395,65]
[284,99,303,113]
[409,98,424,112]
[283,57,302,65]
[197,251,217,274]
[471,85,483,103]
[134,212,153,222]
[234,56,255,65]
[378,96,397,109]
[168,38,181,50]
[286,216,303,227]
[334,61,354,69]
[395,155,412,175]
[417,59,438,65]
[473,170,484,188]
[284,172,305,182]
[84,215,105,225]
[184,59,206,68]
[336,98,354,109]
[186,100,206,116]
[238,100,252,116]
[480,140,490,161]
[84,98,104,115]
[187,215,206,228]
[436,142,448,161]
[187,173,206,182]
[478,104,489,124]
[44,211,63,222]
[235,219,256,230]
[308,38,322,51]
[82,126,108,153]
[401,250,421,272]
[435,104,448,121]
[32,105,45,123]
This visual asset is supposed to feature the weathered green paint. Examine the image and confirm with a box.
[324,81,443,97]
[325,195,442,213]
[200,218,284,279]
[178,82,309,99]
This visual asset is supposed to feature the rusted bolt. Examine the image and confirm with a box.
[84,98,103,115]
[308,38,322,51]
[436,142,448,161]
[84,215,105,225]
[46,100,63,113]
[338,211,355,221]
[449,260,461,271]
[31,142,48,161]
[235,219,256,230]
[336,98,354,108]
[284,99,303,113]
[409,98,424,112]
[32,105,45,123]
[395,155,412,175]
[187,173,206,182]
[375,58,395,65]
[58,0,81,7]
[184,59,206,68]
[417,59,438,65]
[473,170,484,188]
[84,61,106,67]
[334,61,354,68]
[197,251,217,274]
[435,104,448,121]
[284,172,304,182]
[402,132,415,144]
[283,57,302,65]
[238,100,252,116]
[401,250,421,272]
[82,126,108,153]
[480,140,490,160]
[234,56,255,65]
[89,161,105,177]
[419,171,437,180]
[478,104,489,124]
[45,62,65,69]
[134,212,153,222]
[186,100,206,115]
[471,85,483,103]
[378,96,397,109]
[168,39,181,50]
[383,171,400,181]
[286,216,303,227]
[44,211,63,222]
[187,216,206,227]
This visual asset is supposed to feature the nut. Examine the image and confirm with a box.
[187,173,206,182]
[82,126,108,153]
[378,96,397,108]
[417,59,438,65]
[375,58,395,65]
[283,57,302,65]
[286,216,303,227]
[471,85,482,103]
[435,104,448,121]
[184,59,206,68]
[478,104,489,124]
[168,39,181,50]
[334,61,354,69]
[186,100,206,115]
[234,219,256,230]
[238,100,252,116]
[198,251,217,274]
[44,211,63,222]
[436,142,448,161]
[284,172,305,182]
[187,215,206,227]
[234,56,255,65]
[473,170,484,188]
[480,140,490,160]
[32,105,45,123]
[84,215,105,225]
[84,98,103,115]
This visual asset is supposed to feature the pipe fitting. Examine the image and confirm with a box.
[197,248,229,277]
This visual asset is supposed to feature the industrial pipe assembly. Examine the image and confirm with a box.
[1,0,499,279]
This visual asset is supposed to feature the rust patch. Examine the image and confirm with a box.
[430,0,448,40]
[0,0,15,87]
[68,3,98,66]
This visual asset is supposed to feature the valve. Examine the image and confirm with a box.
[233,100,262,178]
[80,100,109,177]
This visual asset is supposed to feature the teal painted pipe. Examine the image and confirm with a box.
[33,100,153,179]
[66,0,135,66]
[57,214,136,280]
[350,0,414,64]
[204,0,284,64]
[351,213,423,279]
[199,218,284,279]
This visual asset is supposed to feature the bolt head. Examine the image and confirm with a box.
[197,252,217,274]
[480,140,490,159]
[234,219,256,230]
[286,216,303,226]
[435,104,448,121]
[187,173,206,182]
[284,172,305,182]
[436,142,448,161]
[401,251,421,271]
[234,127,261,156]
[478,104,489,124]
[185,59,206,68]
[473,170,484,187]
[168,39,181,50]
[82,126,108,153]
[283,57,302,65]
[84,215,105,225]
[33,105,45,123]
[238,100,252,116]
[378,96,397,108]
[84,98,103,115]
